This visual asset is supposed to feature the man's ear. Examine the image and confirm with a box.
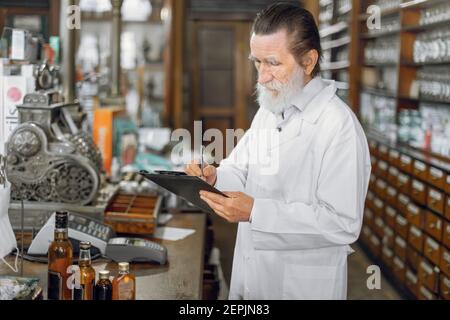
[302,49,319,76]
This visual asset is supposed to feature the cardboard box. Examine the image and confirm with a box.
[92,106,127,175]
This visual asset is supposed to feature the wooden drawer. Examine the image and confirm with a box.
[406,246,421,272]
[446,196,450,221]
[399,154,413,173]
[396,172,411,195]
[387,166,399,186]
[408,225,424,253]
[364,208,374,227]
[382,225,395,248]
[374,216,385,238]
[377,160,388,178]
[411,179,427,205]
[369,234,381,258]
[370,155,377,170]
[365,190,375,211]
[385,185,397,207]
[418,285,438,300]
[424,211,443,242]
[440,247,450,278]
[375,179,387,199]
[389,149,400,167]
[412,160,428,181]
[395,214,409,239]
[384,205,397,229]
[446,174,450,194]
[440,275,450,300]
[373,196,384,217]
[369,140,377,156]
[393,256,406,283]
[423,236,441,266]
[397,193,410,216]
[406,203,422,228]
[361,225,372,245]
[428,167,446,190]
[394,236,407,261]
[369,173,376,190]
[427,188,445,215]
[381,246,394,269]
[444,221,450,249]
[378,144,389,161]
[405,268,419,298]
[418,259,439,293]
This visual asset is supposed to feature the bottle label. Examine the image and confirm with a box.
[48,271,63,300]
[118,281,135,300]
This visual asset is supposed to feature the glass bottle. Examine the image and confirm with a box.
[94,270,112,300]
[48,211,73,300]
[112,262,136,300]
[73,241,96,300]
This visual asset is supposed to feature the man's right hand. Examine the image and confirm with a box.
[185,160,217,186]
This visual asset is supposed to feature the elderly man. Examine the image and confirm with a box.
[186,3,371,300]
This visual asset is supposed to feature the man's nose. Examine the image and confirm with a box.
[257,65,273,84]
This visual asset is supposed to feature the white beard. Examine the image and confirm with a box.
[256,67,305,115]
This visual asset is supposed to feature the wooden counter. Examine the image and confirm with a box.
[0,213,206,300]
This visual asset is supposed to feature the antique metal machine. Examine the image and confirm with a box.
[5,87,103,205]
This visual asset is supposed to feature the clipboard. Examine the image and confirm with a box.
[139,170,229,214]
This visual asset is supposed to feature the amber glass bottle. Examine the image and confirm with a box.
[112,262,136,300]
[95,270,113,300]
[48,211,73,300]
[73,241,96,300]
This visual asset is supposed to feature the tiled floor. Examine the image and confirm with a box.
[210,214,402,300]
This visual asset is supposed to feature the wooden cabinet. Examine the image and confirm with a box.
[427,188,445,215]
[424,211,443,242]
[411,179,427,206]
[418,259,439,294]
[412,160,428,181]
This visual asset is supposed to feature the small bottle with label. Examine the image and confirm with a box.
[112,262,136,300]
[73,241,96,300]
[94,270,113,300]
[48,211,73,300]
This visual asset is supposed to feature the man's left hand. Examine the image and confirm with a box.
[199,191,254,222]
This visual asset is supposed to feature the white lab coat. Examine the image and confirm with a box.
[215,79,371,300]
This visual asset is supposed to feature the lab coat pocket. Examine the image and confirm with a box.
[282,264,340,300]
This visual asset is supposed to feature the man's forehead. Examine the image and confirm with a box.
[250,30,290,56]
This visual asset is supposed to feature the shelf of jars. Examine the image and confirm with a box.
[318,0,353,104]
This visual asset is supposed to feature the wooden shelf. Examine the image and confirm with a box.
[398,95,450,105]
[402,19,450,32]
[358,7,400,21]
[319,21,348,38]
[362,87,397,98]
[401,60,450,67]
[366,128,450,169]
[361,29,400,39]
[400,0,449,10]
[81,12,163,25]
[322,36,351,50]
[321,60,350,71]
[364,62,399,67]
